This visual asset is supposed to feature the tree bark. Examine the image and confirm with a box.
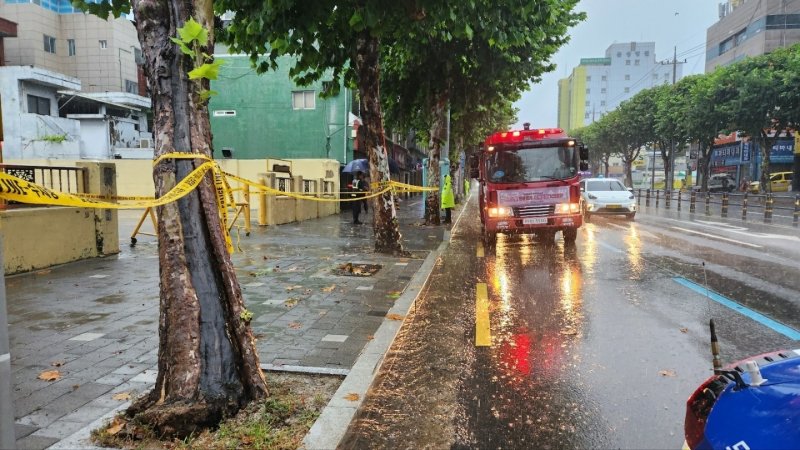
[699,141,712,191]
[425,92,448,225]
[126,0,267,438]
[354,31,404,255]
[758,130,774,194]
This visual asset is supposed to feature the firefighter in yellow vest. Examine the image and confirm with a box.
[441,173,455,224]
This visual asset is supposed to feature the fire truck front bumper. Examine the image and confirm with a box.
[485,214,583,233]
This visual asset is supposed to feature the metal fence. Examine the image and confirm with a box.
[0,164,87,208]
[637,188,800,227]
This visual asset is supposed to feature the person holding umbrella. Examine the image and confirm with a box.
[351,171,367,224]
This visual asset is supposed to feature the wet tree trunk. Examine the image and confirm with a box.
[758,130,774,194]
[425,92,448,225]
[125,0,267,438]
[354,31,404,255]
[699,142,713,191]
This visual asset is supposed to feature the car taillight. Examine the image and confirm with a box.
[684,375,728,449]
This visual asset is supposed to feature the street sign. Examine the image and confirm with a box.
[794,132,800,155]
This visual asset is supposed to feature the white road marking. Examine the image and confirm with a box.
[670,227,762,248]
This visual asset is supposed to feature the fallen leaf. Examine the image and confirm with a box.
[35,269,51,275]
[560,329,578,336]
[386,313,405,321]
[51,360,66,367]
[343,393,360,401]
[288,322,302,329]
[366,335,374,340]
[72,384,80,390]
[112,392,131,401]
[322,285,337,293]
[38,370,61,381]
[284,298,299,308]
[387,291,402,299]
[658,369,676,377]
[107,417,126,435]
[680,328,688,333]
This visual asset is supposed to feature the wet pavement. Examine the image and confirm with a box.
[341,191,800,449]
[5,196,445,449]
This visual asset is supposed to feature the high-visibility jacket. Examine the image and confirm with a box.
[441,174,455,209]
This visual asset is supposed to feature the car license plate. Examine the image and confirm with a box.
[607,204,621,208]
[523,217,547,225]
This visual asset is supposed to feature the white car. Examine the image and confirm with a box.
[580,178,637,220]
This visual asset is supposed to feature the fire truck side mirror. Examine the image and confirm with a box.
[468,155,480,179]
[580,162,589,171]
[579,145,589,161]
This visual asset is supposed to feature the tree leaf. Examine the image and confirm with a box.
[112,392,131,401]
[106,417,126,435]
[38,370,61,381]
[344,393,360,401]
[386,313,405,321]
[348,11,363,28]
[178,17,207,45]
[188,60,224,80]
[170,37,194,56]
[322,284,337,293]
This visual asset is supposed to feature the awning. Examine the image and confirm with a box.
[57,91,141,112]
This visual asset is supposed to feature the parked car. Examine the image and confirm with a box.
[579,177,636,221]
[707,174,736,193]
[748,171,793,193]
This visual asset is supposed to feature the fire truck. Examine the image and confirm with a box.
[470,124,589,246]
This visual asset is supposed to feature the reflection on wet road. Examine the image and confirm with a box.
[341,196,800,449]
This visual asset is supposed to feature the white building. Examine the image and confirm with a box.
[558,42,684,132]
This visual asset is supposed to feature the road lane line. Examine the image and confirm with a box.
[670,226,762,248]
[476,243,484,258]
[475,283,491,347]
[597,241,623,253]
[674,277,800,340]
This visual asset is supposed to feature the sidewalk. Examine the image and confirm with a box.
[6,196,451,449]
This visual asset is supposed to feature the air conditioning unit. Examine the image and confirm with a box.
[139,139,152,148]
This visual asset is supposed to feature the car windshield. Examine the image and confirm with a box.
[586,180,626,191]
[486,146,577,183]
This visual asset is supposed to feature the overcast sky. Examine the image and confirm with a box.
[513,0,720,128]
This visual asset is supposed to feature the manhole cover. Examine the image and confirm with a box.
[332,263,382,277]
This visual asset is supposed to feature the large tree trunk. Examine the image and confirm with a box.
[425,92,448,225]
[699,142,712,191]
[354,31,404,255]
[758,130,774,194]
[126,0,267,438]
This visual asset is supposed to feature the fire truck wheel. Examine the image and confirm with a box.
[483,230,496,247]
[563,228,577,244]
[626,213,636,221]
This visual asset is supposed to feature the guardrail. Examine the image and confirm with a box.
[636,188,800,227]
[0,164,87,208]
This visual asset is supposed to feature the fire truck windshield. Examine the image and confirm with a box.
[486,146,577,183]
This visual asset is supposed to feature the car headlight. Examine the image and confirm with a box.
[487,206,512,218]
[555,203,580,214]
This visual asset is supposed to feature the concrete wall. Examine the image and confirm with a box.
[0,162,119,274]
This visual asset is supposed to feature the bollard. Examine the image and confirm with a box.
[794,194,799,227]
[765,194,774,223]
[677,190,682,211]
[721,192,729,218]
[690,190,696,213]
[655,190,660,208]
[646,189,651,207]
[705,192,711,215]
[665,190,671,209]
[742,192,748,221]
[637,188,642,206]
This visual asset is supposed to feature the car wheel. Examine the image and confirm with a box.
[483,229,496,248]
[626,213,636,221]
[563,227,578,244]
[583,211,591,222]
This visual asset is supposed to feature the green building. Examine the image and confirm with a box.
[209,54,354,162]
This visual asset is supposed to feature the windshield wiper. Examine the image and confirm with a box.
[538,175,569,182]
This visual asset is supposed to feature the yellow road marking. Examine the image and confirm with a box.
[475,283,491,347]
[476,242,484,258]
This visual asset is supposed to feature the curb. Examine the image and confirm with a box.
[301,201,469,450]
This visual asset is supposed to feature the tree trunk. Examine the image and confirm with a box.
[425,92,448,225]
[699,142,712,191]
[354,31,404,255]
[126,0,267,438]
[759,130,774,194]
[603,155,609,178]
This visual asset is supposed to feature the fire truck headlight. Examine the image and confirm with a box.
[488,207,512,218]
[555,203,580,214]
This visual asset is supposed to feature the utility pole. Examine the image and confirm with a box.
[0,236,15,448]
[663,46,685,191]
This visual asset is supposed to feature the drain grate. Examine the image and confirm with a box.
[332,263,382,277]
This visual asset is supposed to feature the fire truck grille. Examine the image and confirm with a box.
[514,205,555,218]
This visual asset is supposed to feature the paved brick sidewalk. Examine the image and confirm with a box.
[6,197,445,449]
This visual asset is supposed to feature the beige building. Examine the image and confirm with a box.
[706,0,800,73]
[0,0,142,95]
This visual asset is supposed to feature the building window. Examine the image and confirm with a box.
[585,112,590,119]
[585,100,590,106]
[292,90,316,110]
[626,52,631,57]
[99,40,107,49]
[586,76,591,82]
[601,75,607,81]
[624,87,630,93]
[125,80,138,94]
[601,88,606,94]
[625,74,631,80]
[625,60,631,65]
[213,110,237,117]
[616,52,622,57]
[586,88,590,94]
[134,48,143,65]
[600,101,606,106]
[67,39,76,56]
[43,35,56,54]
[635,59,640,65]
[645,50,650,56]
[653,73,658,79]
[27,95,51,115]
[635,51,640,57]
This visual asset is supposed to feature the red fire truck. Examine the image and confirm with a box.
[471,124,588,246]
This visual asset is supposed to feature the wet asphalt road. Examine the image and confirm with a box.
[340,190,800,449]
